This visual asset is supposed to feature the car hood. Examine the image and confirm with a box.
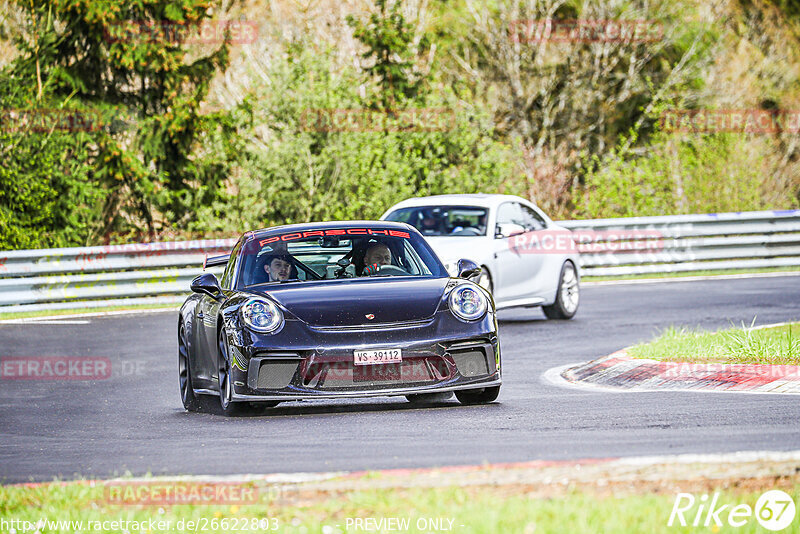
[423,236,487,264]
[250,277,449,327]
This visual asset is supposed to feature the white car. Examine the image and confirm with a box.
[380,194,580,319]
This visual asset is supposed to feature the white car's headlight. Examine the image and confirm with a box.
[241,298,284,333]
[448,284,488,321]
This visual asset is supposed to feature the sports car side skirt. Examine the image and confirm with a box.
[495,296,546,310]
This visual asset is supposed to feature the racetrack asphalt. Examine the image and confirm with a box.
[1,276,799,483]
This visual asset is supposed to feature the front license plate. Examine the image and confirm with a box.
[354,348,402,366]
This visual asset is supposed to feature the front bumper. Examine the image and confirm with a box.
[225,311,501,402]
[231,377,502,401]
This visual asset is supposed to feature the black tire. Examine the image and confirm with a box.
[178,324,202,412]
[542,261,579,320]
[454,386,500,405]
[218,327,246,416]
[250,401,281,411]
[405,392,454,404]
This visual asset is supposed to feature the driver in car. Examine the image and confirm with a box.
[362,243,392,275]
[263,254,295,281]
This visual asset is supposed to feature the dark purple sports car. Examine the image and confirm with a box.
[179,221,501,415]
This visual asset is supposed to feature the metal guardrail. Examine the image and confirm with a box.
[0,239,234,312]
[1,210,799,312]
[560,209,800,277]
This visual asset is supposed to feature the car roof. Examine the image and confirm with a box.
[382,194,535,211]
[245,220,414,239]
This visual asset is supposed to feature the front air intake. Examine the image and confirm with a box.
[450,344,494,377]
[256,360,300,389]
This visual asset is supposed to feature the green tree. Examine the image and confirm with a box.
[1,0,236,248]
[196,36,519,233]
[576,125,798,218]
[346,0,430,111]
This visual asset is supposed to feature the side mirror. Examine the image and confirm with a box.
[456,259,481,279]
[191,273,222,299]
[495,223,525,239]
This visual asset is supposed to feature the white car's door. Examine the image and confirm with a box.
[517,202,558,298]
[492,201,547,304]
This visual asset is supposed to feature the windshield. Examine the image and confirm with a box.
[385,206,488,236]
[237,227,447,287]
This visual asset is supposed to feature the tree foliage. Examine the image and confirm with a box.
[346,0,430,110]
[0,0,235,248]
[2,0,799,250]
[196,33,519,234]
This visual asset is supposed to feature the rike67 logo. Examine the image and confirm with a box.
[668,490,796,531]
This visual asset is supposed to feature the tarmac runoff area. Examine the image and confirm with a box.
[545,351,800,395]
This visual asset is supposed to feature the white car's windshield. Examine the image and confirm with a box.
[385,206,488,236]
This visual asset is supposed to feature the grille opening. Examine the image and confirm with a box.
[429,358,450,380]
[256,359,300,389]
[451,347,491,378]
[301,358,445,389]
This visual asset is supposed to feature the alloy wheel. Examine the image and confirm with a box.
[560,262,579,314]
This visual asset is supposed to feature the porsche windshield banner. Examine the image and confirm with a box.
[258,228,411,247]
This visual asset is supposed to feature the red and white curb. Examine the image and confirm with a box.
[545,350,800,395]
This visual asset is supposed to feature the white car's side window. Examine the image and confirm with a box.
[496,202,547,235]
[520,205,547,231]
[496,202,520,225]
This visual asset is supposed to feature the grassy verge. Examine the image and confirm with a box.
[628,322,800,365]
[583,266,800,282]
[1,477,797,533]
[0,302,180,320]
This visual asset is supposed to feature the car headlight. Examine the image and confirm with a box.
[448,284,488,321]
[240,298,284,333]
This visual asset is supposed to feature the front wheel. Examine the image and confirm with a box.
[178,324,201,412]
[455,386,500,405]
[218,328,246,416]
[542,261,579,320]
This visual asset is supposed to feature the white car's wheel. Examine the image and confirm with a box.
[542,261,579,319]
